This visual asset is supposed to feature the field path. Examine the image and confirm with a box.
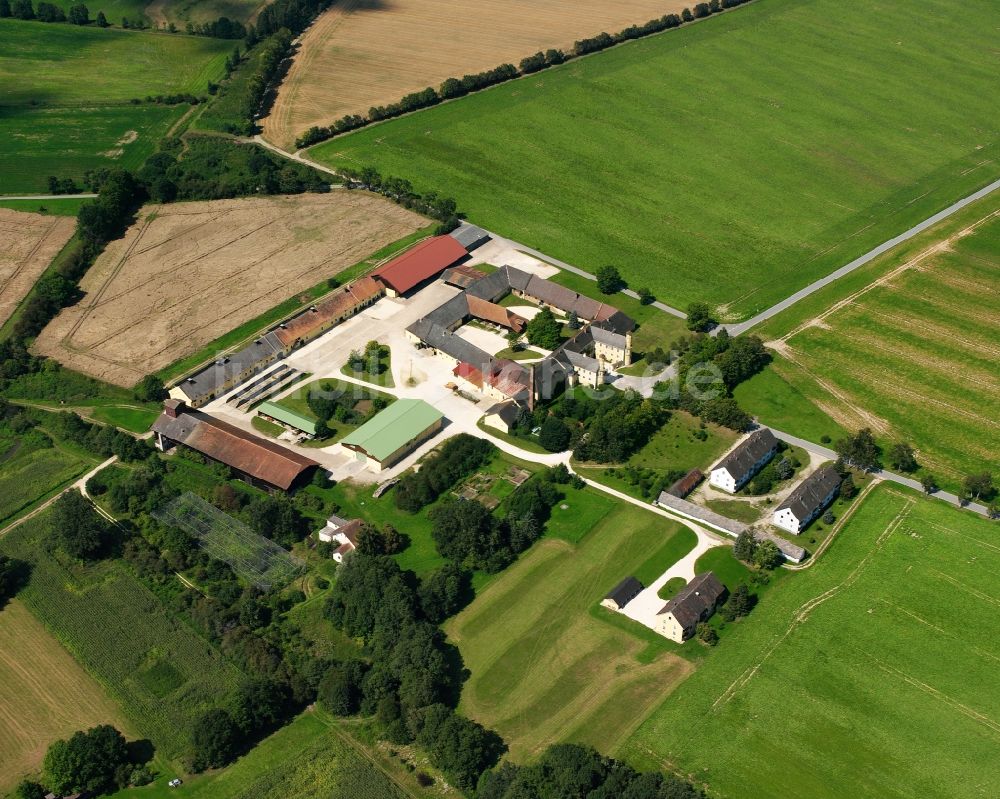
[724,175,1000,336]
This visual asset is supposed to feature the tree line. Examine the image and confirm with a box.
[294,0,758,149]
[339,164,460,230]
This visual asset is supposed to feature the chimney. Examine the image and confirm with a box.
[164,398,185,418]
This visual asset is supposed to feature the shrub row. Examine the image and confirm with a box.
[338,165,458,228]
[294,0,756,148]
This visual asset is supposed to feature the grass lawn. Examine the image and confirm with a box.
[0,599,135,793]
[624,485,1000,799]
[444,498,699,761]
[251,415,285,437]
[704,498,762,525]
[493,346,544,361]
[311,0,1000,320]
[693,545,754,592]
[89,405,159,433]
[0,511,246,764]
[746,195,1000,494]
[0,197,89,215]
[475,418,550,456]
[0,20,229,192]
[733,366,849,444]
[575,411,739,501]
[340,348,395,387]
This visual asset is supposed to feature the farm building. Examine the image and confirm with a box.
[340,398,444,472]
[773,465,841,534]
[709,429,778,493]
[601,576,644,611]
[482,400,520,434]
[666,469,704,499]
[654,572,726,643]
[272,276,384,350]
[256,401,320,437]
[318,513,364,561]
[442,263,490,289]
[169,276,384,408]
[373,235,468,297]
[449,222,491,251]
[654,490,807,563]
[152,400,319,491]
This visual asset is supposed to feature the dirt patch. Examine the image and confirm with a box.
[34,193,425,387]
[0,209,75,328]
[264,0,691,148]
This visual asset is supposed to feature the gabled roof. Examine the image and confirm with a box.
[175,332,284,403]
[484,400,520,425]
[153,407,318,490]
[467,295,527,332]
[449,223,491,250]
[340,399,443,462]
[272,277,383,348]
[658,572,725,629]
[666,469,703,498]
[373,236,467,295]
[441,263,489,289]
[712,429,778,482]
[407,318,494,368]
[605,576,643,608]
[590,324,629,349]
[777,465,841,520]
[257,401,319,436]
[454,361,485,387]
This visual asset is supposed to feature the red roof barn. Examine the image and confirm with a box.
[373,236,467,296]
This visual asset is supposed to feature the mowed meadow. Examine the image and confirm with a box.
[748,196,1000,490]
[311,0,1000,320]
[623,486,1000,799]
[0,20,231,192]
[445,491,699,762]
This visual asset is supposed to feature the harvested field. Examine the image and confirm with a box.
[0,600,132,793]
[264,0,690,148]
[0,208,75,327]
[35,193,425,387]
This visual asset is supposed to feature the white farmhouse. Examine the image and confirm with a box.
[773,465,841,534]
[709,429,778,493]
[318,514,363,561]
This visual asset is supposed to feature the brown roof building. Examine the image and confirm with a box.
[152,400,318,492]
[655,572,726,643]
[273,277,383,349]
[373,236,468,296]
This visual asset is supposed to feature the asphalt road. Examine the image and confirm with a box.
[765,426,990,518]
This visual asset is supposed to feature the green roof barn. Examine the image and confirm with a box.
[257,401,320,437]
[340,399,444,472]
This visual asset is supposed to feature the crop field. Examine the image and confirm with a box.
[0,600,133,793]
[0,208,75,327]
[34,194,425,387]
[624,485,1000,799]
[0,104,187,195]
[155,492,304,589]
[0,511,246,762]
[263,0,690,148]
[754,199,1000,489]
[445,496,698,761]
[0,19,230,192]
[312,0,1000,320]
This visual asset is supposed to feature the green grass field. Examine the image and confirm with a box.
[310,0,1000,320]
[0,428,94,525]
[46,0,267,26]
[741,196,1000,492]
[0,197,88,215]
[623,485,1000,799]
[0,511,246,763]
[445,497,699,761]
[0,19,230,192]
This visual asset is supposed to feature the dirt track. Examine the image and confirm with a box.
[34,193,424,387]
[264,0,689,148]
[0,209,75,328]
